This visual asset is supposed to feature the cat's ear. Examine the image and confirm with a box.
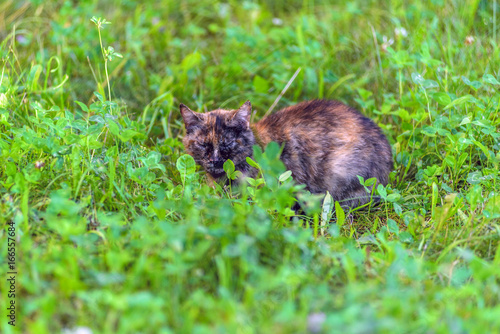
[230,100,251,128]
[180,103,203,133]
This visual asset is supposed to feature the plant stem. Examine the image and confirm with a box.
[97,24,112,110]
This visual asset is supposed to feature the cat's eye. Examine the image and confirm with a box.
[197,142,212,149]
[221,138,236,147]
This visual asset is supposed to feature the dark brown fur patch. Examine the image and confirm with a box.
[180,100,393,208]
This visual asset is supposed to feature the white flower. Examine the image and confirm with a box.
[35,161,45,169]
[63,327,93,334]
[218,3,229,18]
[465,36,475,45]
[272,18,283,26]
[395,27,408,38]
[381,36,394,52]
[307,312,326,333]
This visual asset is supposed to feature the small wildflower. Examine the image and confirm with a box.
[35,161,45,169]
[465,35,475,45]
[218,3,229,18]
[272,18,283,26]
[16,34,28,45]
[62,327,93,334]
[307,312,326,333]
[394,27,408,38]
[381,36,394,52]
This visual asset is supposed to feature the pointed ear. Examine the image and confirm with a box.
[230,100,251,128]
[180,103,203,133]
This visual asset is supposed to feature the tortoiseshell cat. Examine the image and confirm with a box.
[180,100,393,208]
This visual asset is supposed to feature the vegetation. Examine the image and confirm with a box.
[1,0,499,333]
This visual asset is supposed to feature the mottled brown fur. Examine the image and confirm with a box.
[180,100,393,208]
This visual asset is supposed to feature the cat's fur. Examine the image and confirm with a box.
[180,99,393,208]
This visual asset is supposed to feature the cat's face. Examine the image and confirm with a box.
[180,101,255,179]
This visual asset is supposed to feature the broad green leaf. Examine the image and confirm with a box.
[471,138,491,160]
[466,184,482,206]
[75,100,89,112]
[386,193,401,203]
[483,73,500,85]
[484,196,500,219]
[466,171,483,185]
[279,170,292,182]
[120,129,142,142]
[431,182,438,220]
[223,159,235,176]
[181,52,201,71]
[176,154,196,185]
[461,76,482,90]
[411,73,438,88]
[246,157,260,169]
[444,155,456,168]
[335,201,345,227]
[459,117,471,126]
[230,170,243,180]
[422,126,436,136]
[247,177,264,187]
[107,120,121,136]
[94,91,104,102]
[321,191,333,235]
[472,119,491,128]
[364,177,377,187]
[387,219,399,234]
[253,75,269,94]
[424,165,439,177]
[422,79,439,89]
[265,141,281,160]
[411,73,424,85]
[377,184,387,200]
[357,88,373,100]
[432,92,451,106]
[443,95,473,110]
[393,202,402,216]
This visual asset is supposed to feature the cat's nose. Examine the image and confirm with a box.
[210,149,219,161]
[208,155,219,163]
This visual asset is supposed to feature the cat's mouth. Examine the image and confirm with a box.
[207,169,226,179]
[207,159,249,179]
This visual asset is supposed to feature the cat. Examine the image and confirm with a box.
[179,99,393,209]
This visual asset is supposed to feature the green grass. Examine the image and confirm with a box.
[1,0,500,333]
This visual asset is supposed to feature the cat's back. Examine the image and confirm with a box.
[254,99,379,146]
[253,99,393,204]
[256,99,353,128]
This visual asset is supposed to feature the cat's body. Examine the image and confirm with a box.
[180,99,393,208]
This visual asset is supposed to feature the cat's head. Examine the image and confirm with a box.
[179,101,255,179]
